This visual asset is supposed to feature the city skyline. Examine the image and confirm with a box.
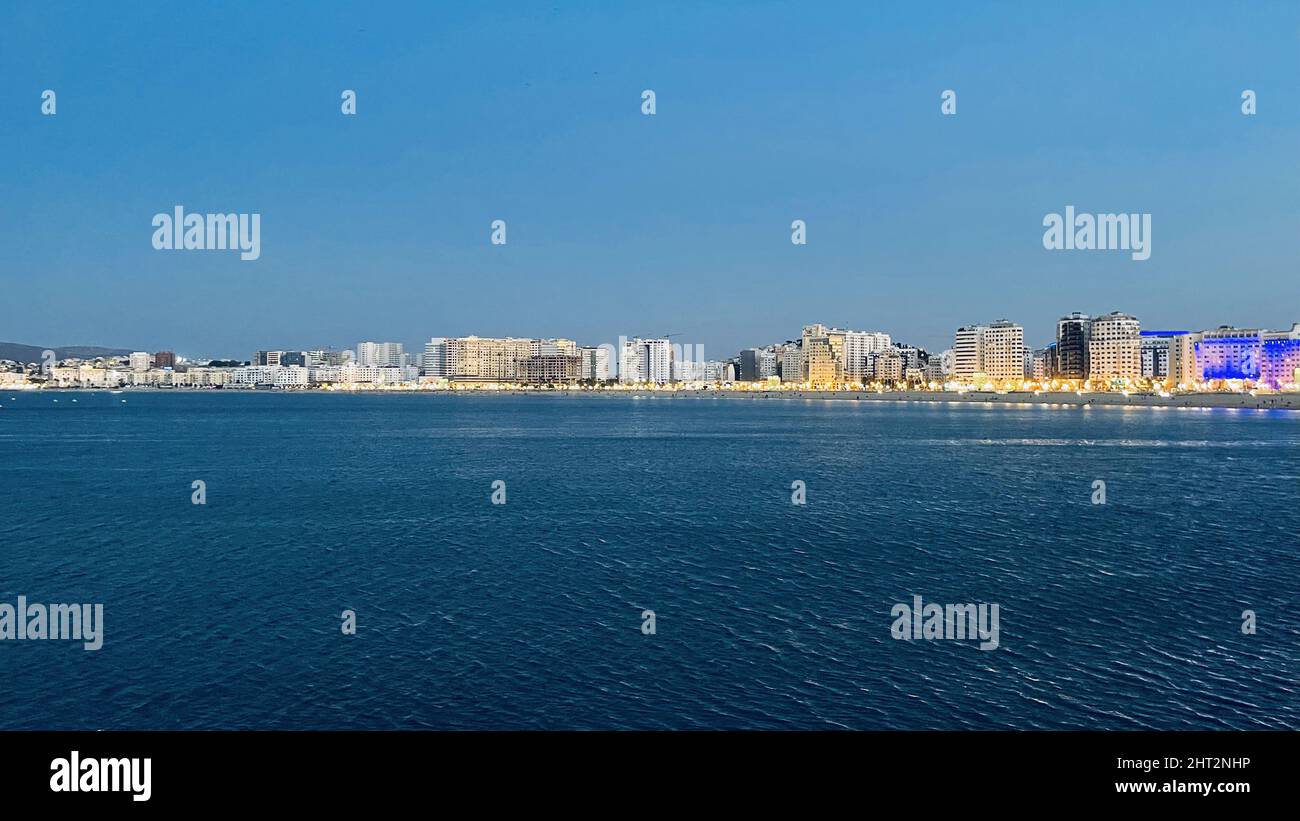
[13,306,1300,393]
[5,2,1300,357]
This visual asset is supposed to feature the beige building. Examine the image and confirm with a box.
[1088,312,1141,382]
[519,355,582,384]
[443,336,535,382]
[953,321,1024,383]
[802,324,846,386]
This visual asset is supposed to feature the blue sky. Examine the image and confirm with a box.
[2,1,1298,359]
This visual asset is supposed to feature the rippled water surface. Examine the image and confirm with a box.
[1,392,1296,729]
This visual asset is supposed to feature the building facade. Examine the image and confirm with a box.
[1088,312,1141,382]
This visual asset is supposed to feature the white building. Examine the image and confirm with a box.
[422,338,447,377]
[619,337,671,384]
[580,346,612,381]
[129,352,151,372]
[274,366,310,387]
[842,330,893,381]
[356,341,406,368]
[231,366,276,386]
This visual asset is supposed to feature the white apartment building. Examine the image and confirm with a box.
[231,366,276,386]
[422,338,447,377]
[619,338,671,384]
[274,366,310,387]
[129,352,151,372]
[952,327,982,381]
[841,330,893,381]
[580,346,611,381]
[356,341,406,368]
[1088,312,1141,382]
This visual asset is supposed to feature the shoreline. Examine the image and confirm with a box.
[17,386,1300,411]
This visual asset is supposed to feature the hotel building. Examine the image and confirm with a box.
[1196,324,1300,388]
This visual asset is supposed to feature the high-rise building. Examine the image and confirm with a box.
[1191,324,1300,387]
[579,346,611,382]
[153,351,176,370]
[441,336,534,382]
[619,338,671,384]
[422,338,447,377]
[953,321,1024,382]
[1088,312,1141,382]
[1055,313,1092,380]
[129,352,151,372]
[734,348,776,381]
[842,330,892,382]
[356,342,405,368]
[982,321,1025,382]
[777,343,803,383]
[1262,324,1300,389]
[801,324,847,385]
[1140,331,1189,380]
[254,350,283,367]
[953,327,982,381]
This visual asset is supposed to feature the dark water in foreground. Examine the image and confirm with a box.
[1,391,1296,729]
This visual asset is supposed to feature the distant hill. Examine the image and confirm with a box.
[0,342,136,364]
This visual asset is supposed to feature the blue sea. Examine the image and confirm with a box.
[1,392,1296,729]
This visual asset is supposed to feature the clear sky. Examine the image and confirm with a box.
[3,1,1298,360]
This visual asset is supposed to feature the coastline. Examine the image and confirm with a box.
[620,389,1300,411]
[19,386,1300,411]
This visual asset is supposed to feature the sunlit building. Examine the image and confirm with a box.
[619,337,671,384]
[842,330,892,382]
[579,346,611,382]
[1088,312,1141,382]
[519,354,582,384]
[953,321,1024,382]
[802,324,846,385]
[356,341,405,368]
[444,336,534,382]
